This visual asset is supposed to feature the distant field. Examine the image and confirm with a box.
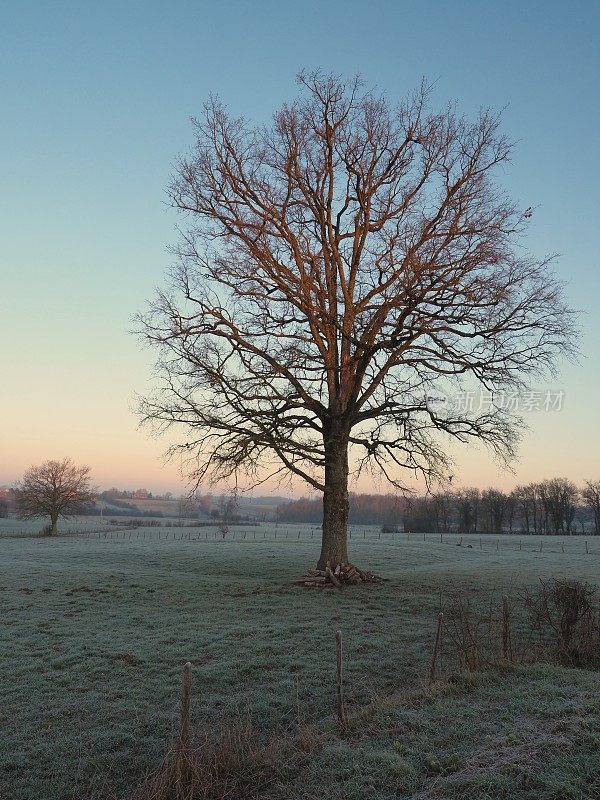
[1,522,599,799]
[95,494,283,519]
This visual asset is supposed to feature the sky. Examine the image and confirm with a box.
[1,0,599,496]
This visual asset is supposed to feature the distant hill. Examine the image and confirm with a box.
[277,493,406,525]
[93,494,291,522]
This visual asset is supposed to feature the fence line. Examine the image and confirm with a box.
[2,526,594,555]
[1,523,597,555]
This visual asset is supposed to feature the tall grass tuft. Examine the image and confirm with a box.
[127,719,302,800]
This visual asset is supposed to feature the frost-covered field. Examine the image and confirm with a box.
[1,523,598,798]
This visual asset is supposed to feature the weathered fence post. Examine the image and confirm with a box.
[335,630,347,726]
[586,540,589,554]
[429,613,444,685]
[178,661,193,785]
[180,661,192,747]
[501,595,512,662]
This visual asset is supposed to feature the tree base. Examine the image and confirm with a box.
[291,562,385,589]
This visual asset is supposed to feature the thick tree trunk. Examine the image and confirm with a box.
[317,422,349,570]
[49,513,59,535]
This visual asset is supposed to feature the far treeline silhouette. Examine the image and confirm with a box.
[277,479,600,535]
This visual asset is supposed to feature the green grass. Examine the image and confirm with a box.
[1,524,598,798]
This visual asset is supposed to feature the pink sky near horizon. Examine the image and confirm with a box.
[1,370,596,497]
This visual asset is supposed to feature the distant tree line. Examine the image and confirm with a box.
[98,488,174,501]
[278,479,600,534]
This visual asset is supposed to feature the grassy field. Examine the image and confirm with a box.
[1,523,599,799]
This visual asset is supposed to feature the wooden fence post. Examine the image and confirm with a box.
[335,630,347,726]
[501,596,512,662]
[429,613,444,685]
[177,661,193,785]
[180,661,192,748]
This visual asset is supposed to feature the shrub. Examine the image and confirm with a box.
[522,578,600,668]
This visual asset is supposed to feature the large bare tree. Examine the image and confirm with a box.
[16,458,94,535]
[138,72,575,572]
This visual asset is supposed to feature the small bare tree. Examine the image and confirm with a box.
[582,480,600,534]
[217,493,237,537]
[138,72,575,574]
[16,458,94,535]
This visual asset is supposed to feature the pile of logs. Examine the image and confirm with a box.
[292,562,385,588]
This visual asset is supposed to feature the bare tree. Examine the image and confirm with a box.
[582,480,600,534]
[16,458,94,535]
[138,72,575,573]
[513,484,537,534]
[480,488,509,534]
[456,488,480,534]
[178,495,197,520]
[539,478,578,535]
[217,492,238,537]
[506,489,518,533]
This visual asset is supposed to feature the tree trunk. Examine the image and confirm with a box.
[50,513,59,535]
[317,422,349,570]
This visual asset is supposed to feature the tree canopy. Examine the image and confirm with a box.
[16,458,94,535]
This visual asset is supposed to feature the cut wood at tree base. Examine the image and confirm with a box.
[291,562,386,588]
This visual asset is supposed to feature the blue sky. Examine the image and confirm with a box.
[1,1,598,493]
